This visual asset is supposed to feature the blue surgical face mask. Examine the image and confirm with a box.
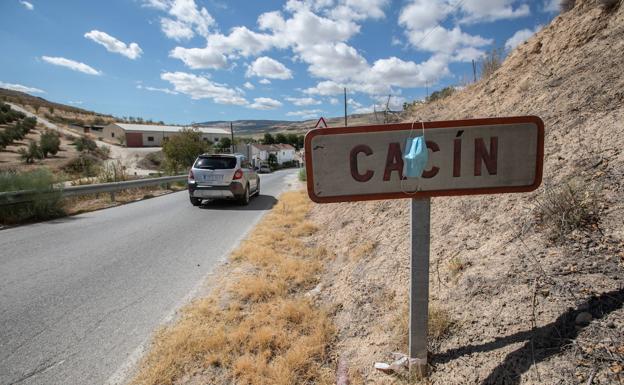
[403,136,428,178]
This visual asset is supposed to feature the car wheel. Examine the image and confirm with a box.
[190,196,202,206]
[239,184,250,205]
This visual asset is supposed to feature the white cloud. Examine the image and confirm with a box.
[403,26,492,55]
[161,71,247,105]
[248,97,282,110]
[298,42,368,81]
[259,78,272,85]
[328,0,390,21]
[0,81,44,94]
[459,0,531,24]
[20,1,34,10]
[169,46,227,69]
[285,97,321,106]
[452,47,485,62]
[68,100,83,105]
[160,18,194,40]
[41,56,101,75]
[243,81,255,90]
[168,0,215,38]
[303,80,344,95]
[505,25,542,50]
[137,84,179,95]
[286,108,323,118]
[148,0,215,39]
[246,56,293,80]
[84,30,143,60]
[398,0,450,30]
[142,0,169,10]
[543,0,559,12]
[329,97,339,104]
[207,27,274,57]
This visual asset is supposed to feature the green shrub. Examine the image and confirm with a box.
[427,86,455,103]
[162,128,210,173]
[0,169,65,224]
[298,168,307,181]
[63,153,101,177]
[40,130,61,157]
[18,141,44,163]
[73,136,97,152]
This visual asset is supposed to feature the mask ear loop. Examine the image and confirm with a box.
[400,119,426,196]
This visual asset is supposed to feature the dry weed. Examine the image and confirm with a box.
[447,257,468,277]
[131,190,335,385]
[534,180,600,241]
[349,240,378,260]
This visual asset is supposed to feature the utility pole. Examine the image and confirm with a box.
[230,122,234,153]
[344,87,348,127]
[472,59,477,83]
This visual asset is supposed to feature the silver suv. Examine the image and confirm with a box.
[188,154,259,206]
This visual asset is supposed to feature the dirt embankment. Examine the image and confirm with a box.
[308,1,624,384]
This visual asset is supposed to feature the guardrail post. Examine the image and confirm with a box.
[110,191,115,202]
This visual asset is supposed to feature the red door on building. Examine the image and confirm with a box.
[125,133,143,147]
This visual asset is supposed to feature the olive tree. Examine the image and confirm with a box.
[162,128,210,173]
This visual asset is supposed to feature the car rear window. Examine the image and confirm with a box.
[194,156,237,169]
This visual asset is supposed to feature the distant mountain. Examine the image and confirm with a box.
[195,120,301,133]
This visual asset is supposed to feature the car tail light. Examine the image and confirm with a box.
[233,169,243,180]
[188,169,195,181]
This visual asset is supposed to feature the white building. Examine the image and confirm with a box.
[101,123,231,147]
[249,143,296,166]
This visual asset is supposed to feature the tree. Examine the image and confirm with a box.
[268,153,278,169]
[286,133,299,148]
[162,128,210,172]
[40,130,61,157]
[275,133,287,144]
[18,141,43,163]
[218,137,232,152]
[262,133,275,144]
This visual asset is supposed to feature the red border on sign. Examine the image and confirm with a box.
[304,116,545,203]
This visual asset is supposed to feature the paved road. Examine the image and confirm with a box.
[0,170,297,385]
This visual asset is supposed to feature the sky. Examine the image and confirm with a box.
[0,0,559,124]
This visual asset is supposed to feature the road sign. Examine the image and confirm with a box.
[304,116,544,203]
[304,116,545,376]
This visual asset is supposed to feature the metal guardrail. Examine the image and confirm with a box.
[0,175,187,205]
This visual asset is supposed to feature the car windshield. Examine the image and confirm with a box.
[194,156,237,169]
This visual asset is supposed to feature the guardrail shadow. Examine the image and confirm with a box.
[199,194,278,211]
[431,287,624,385]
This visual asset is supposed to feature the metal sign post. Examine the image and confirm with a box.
[410,197,430,375]
[304,117,544,377]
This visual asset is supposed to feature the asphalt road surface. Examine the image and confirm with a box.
[0,169,297,385]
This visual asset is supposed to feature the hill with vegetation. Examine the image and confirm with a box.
[305,0,624,384]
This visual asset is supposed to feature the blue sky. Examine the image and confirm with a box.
[0,0,558,124]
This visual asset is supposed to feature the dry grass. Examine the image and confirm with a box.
[131,190,335,385]
[534,180,600,242]
[63,185,182,215]
[447,257,468,277]
[348,240,378,260]
[391,304,454,352]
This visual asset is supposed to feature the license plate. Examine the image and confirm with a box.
[203,174,223,181]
